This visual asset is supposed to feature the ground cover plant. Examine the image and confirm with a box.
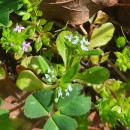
[1,0,130,130]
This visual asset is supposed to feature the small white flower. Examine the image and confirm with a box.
[47,68,54,75]
[81,37,90,45]
[72,36,79,45]
[67,84,73,92]
[10,43,14,46]
[65,91,70,96]
[64,35,73,42]
[65,89,68,92]
[45,74,52,82]
[58,89,63,98]
[81,43,88,51]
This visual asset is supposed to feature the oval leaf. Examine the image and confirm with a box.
[43,22,53,32]
[60,63,80,83]
[89,22,115,48]
[0,66,6,80]
[75,66,110,84]
[16,70,44,91]
[24,90,54,118]
[56,31,72,67]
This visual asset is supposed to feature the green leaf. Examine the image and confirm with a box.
[76,115,89,130]
[40,19,47,25]
[0,99,2,106]
[56,31,72,68]
[0,11,8,26]
[43,22,53,32]
[16,70,44,91]
[29,56,50,74]
[22,12,31,21]
[43,114,77,130]
[0,109,12,130]
[34,38,43,52]
[0,0,23,26]
[75,66,110,84]
[57,84,91,116]
[80,49,103,56]
[24,89,54,118]
[0,109,9,120]
[60,63,80,83]
[100,52,110,63]
[89,22,115,48]
[116,36,126,48]
[0,66,6,80]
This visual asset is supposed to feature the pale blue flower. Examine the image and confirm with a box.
[72,36,79,45]
[64,35,73,42]
[22,41,31,51]
[80,37,90,51]
[81,43,88,51]
[13,25,25,33]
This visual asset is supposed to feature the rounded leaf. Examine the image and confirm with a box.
[16,70,44,91]
[24,90,54,118]
[89,22,115,48]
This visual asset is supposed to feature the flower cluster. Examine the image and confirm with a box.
[12,25,31,52]
[45,68,55,83]
[64,34,90,51]
[58,84,73,98]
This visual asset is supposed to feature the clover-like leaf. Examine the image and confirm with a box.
[24,89,54,118]
[43,114,77,130]
[89,22,115,48]
[57,84,91,116]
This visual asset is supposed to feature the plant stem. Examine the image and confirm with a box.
[107,59,128,82]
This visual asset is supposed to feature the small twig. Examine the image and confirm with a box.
[9,101,25,113]
[115,3,130,7]
[107,59,128,82]
[78,24,88,35]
